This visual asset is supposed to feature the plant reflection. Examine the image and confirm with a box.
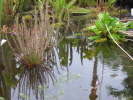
[108,75,133,100]
[89,57,98,100]
[17,49,58,100]
[0,39,16,100]
[18,64,55,100]
[0,62,9,100]
[88,41,133,100]
[0,42,60,100]
[57,18,88,67]
[106,41,133,99]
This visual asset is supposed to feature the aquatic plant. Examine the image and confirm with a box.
[49,0,76,21]
[4,0,61,68]
[106,24,133,60]
[49,0,90,21]
[84,12,133,42]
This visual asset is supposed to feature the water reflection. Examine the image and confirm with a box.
[58,18,88,67]
[57,37,88,67]
[57,37,133,100]
[0,62,9,100]
[108,75,133,100]
[18,65,55,100]
[89,57,98,100]
[105,41,133,100]
[0,40,16,100]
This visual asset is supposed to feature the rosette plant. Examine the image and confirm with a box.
[84,12,133,42]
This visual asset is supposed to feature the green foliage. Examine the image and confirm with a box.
[106,0,117,9]
[49,0,76,21]
[50,0,90,21]
[83,41,118,60]
[0,0,4,28]
[69,6,90,14]
[84,12,133,42]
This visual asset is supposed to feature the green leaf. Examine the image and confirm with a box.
[88,35,101,40]
[95,38,107,42]
[108,17,118,26]
[95,21,105,29]
[69,7,90,13]
[108,33,122,40]
[65,0,76,9]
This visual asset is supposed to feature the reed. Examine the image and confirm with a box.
[4,0,61,68]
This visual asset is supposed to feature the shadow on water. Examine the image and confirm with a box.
[1,17,133,100]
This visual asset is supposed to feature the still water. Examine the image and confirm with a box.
[43,42,131,100]
[1,17,133,100]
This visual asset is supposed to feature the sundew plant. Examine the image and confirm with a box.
[4,0,61,68]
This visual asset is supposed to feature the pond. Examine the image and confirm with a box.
[1,16,133,100]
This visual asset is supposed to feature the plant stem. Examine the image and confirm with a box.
[105,24,133,60]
